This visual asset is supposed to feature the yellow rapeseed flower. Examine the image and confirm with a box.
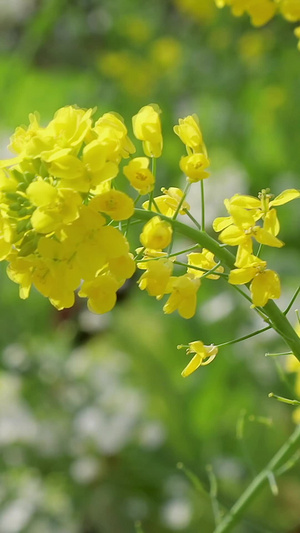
[123,157,155,195]
[180,341,218,377]
[89,190,134,221]
[78,273,121,314]
[142,187,190,217]
[187,249,224,279]
[173,114,204,153]
[229,253,281,307]
[137,257,174,298]
[132,104,163,158]
[163,274,200,319]
[139,216,173,250]
[179,153,210,182]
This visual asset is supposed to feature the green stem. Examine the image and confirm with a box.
[183,208,201,229]
[213,424,300,533]
[173,260,228,279]
[217,325,271,348]
[133,208,300,362]
[207,465,222,526]
[268,393,300,406]
[172,182,191,220]
[283,286,300,315]
[200,180,205,231]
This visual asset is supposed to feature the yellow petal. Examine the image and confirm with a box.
[219,225,246,245]
[229,267,256,285]
[229,194,260,209]
[26,180,57,207]
[213,216,232,232]
[254,228,284,247]
[251,270,281,307]
[270,189,300,206]
[181,353,203,377]
[263,209,280,237]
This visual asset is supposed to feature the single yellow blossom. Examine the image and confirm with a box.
[142,187,190,217]
[229,253,281,307]
[123,157,155,195]
[132,104,163,158]
[179,340,218,377]
[213,203,284,256]
[163,274,200,319]
[187,249,224,279]
[93,112,136,162]
[140,216,173,250]
[180,153,210,182]
[227,189,300,236]
[89,190,134,221]
[30,188,81,234]
[108,253,136,280]
[78,273,121,314]
[173,114,204,153]
[137,257,174,298]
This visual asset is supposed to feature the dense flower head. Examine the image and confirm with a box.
[0,105,138,312]
[1,104,213,316]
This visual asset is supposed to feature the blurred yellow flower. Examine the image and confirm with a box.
[150,37,182,70]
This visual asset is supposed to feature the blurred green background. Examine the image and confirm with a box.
[0,1,300,532]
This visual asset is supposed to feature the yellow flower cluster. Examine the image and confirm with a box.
[98,27,183,98]
[213,188,300,307]
[136,111,221,321]
[1,103,298,379]
[0,105,137,311]
[215,0,300,47]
